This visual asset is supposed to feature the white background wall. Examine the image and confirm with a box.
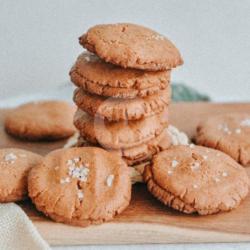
[0,0,250,103]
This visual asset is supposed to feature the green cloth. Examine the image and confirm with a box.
[172,83,210,102]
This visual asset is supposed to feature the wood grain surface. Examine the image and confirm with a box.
[1,102,250,246]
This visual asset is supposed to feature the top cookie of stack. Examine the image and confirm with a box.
[70,23,183,165]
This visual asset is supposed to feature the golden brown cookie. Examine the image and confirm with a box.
[77,129,172,166]
[70,53,170,99]
[0,148,42,202]
[70,52,170,89]
[74,109,168,149]
[73,86,171,122]
[5,101,76,141]
[144,145,249,215]
[195,113,250,166]
[28,147,131,227]
[79,23,183,71]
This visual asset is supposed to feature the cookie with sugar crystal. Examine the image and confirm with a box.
[77,129,172,166]
[144,145,249,215]
[73,86,171,122]
[5,101,76,141]
[195,113,250,166]
[28,147,131,227]
[70,53,170,99]
[79,23,183,71]
[74,109,168,149]
[0,148,42,202]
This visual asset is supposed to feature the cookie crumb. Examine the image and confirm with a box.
[106,175,114,187]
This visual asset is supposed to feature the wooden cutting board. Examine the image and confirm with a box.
[1,102,250,246]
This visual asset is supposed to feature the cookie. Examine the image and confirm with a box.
[74,109,168,149]
[70,53,170,99]
[77,129,172,166]
[71,70,169,98]
[195,113,250,166]
[0,148,42,202]
[28,147,131,227]
[73,86,171,122]
[70,52,170,88]
[79,23,183,71]
[5,101,76,141]
[144,145,249,215]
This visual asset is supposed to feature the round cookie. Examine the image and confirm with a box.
[70,53,170,99]
[77,129,172,166]
[70,52,170,89]
[5,101,76,141]
[195,113,250,166]
[79,23,183,71]
[73,86,171,122]
[0,148,42,202]
[28,147,131,227]
[143,145,249,215]
[74,109,168,149]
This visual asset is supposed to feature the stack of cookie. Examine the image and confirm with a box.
[70,23,183,166]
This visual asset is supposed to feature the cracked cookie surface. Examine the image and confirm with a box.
[143,145,249,215]
[73,86,170,122]
[74,109,168,149]
[79,23,183,71]
[5,101,76,141]
[28,147,131,227]
[0,148,42,202]
[195,113,250,166]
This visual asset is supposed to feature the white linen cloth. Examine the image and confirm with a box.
[0,203,50,250]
